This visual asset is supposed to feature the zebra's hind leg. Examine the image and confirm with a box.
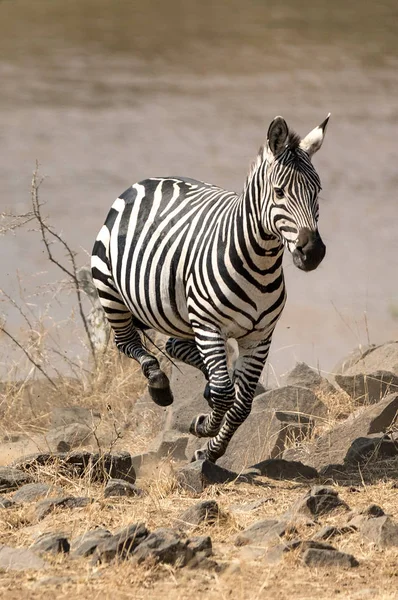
[114,318,173,407]
[165,337,213,408]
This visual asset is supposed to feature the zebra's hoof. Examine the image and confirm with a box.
[189,414,208,437]
[203,383,214,409]
[148,370,174,406]
[192,448,210,462]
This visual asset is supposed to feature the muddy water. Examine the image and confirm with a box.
[0,0,397,381]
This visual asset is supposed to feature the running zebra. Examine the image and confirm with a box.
[91,115,330,463]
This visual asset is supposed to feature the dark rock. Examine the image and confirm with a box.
[104,479,143,498]
[90,452,136,483]
[286,486,349,519]
[250,458,318,480]
[12,451,136,483]
[0,466,32,492]
[345,434,398,464]
[312,525,356,541]
[302,547,359,568]
[0,546,48,571]
[35,496,93,521]
[361,504,385,517]
[235,519,296,547]
[13,482,61,504]
[335,370,398,405]
[262,539,335,564]
[45,423,93,452]
[176,460,238,493]
[94,523,148,563]
[133,528,212,567]
[31,532,70,554]
[50,406,101,429]
[176,500,220,529]
[0,498,15,509]
[285,362,336,395]
[360,516,398,547]
[71,528,112,557]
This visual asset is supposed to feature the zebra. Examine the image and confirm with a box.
[91,114,329,463]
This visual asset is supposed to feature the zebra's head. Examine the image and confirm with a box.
[263,115,329,272]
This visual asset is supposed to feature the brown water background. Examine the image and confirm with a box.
[0,0,397,382]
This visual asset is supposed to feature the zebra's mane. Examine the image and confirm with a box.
[244,129,302,188]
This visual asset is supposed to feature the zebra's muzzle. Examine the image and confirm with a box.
[293,227,326,272]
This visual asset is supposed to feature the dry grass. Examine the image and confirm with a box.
[1,457,398,600]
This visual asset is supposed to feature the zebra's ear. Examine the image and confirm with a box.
[267,116,289,157]
[299,114,330,158]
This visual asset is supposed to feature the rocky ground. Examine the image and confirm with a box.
[0,341,398,599]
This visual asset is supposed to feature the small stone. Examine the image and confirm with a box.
[151,431,189,460]
[302,547,359,568]
[360,516,398,547]
[94,523,148,563]
[35,496,93,521]
[71,528,112,557]
[263,539,336,565]
[13,482,61,504]
[176,460,238,494]
[31,533,70,554]
[104,479,143,498]
[132,528,211,567]
[176,500,220,529]
[90,452,136,483]
[250,458,318,480]
[0,466,32,492]
[0,546,48,571]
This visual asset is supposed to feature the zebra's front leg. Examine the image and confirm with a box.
[194,339,271,462]
[188,329,235,438]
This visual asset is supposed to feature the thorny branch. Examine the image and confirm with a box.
[30,162,97,366]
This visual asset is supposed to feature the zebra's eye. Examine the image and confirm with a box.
[274,187,284,199]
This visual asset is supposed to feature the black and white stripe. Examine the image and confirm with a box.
[91,114,330,463]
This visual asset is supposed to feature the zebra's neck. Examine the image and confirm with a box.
[236,154,282,265]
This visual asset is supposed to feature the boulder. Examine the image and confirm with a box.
[339,342,398,377]
[94,523,149,563]
[335,371,398,405]
[0,466,33,492]
[285,486,349,519]
[250,458,318,480]
[45,423,93,452]
[235,519,296,547]
[150,430,189,460]
[360,516,398,547]
[295,393,398,470]
[176,460,239,494]
[302,547,358,568]
[13,482,62,504]
[71,528,112,558]
[175,500,220,530]
[35,496,93,521]
[0,546,48,571]
[345,434,398,464]
[31,533,70,554]
[218,405,318,471]
[285,362,336,395]
[132,528,212,567]
[104,479,143,498]
[332,345,378,376]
